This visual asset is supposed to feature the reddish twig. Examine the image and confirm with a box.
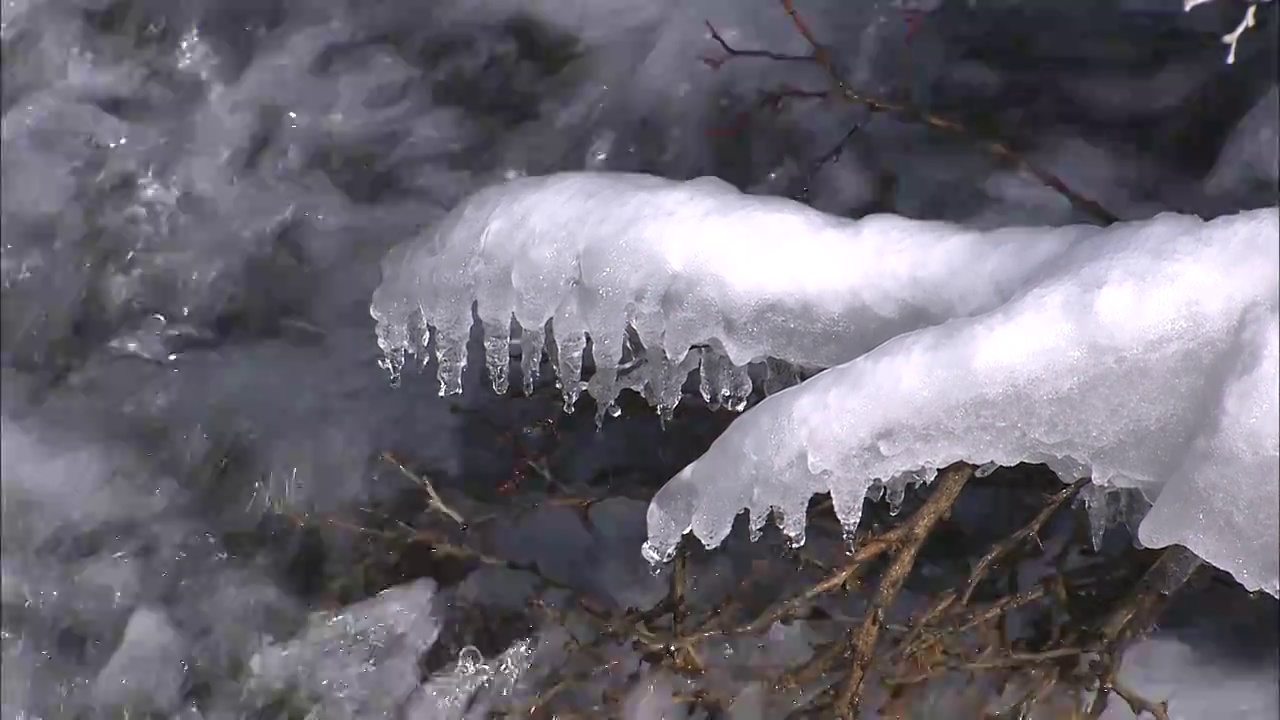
[707,0,1121,224]
[702,20,816,69]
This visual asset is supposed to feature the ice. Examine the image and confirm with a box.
[642,206,1279,597]
[404,638,536,719]
[370,172,1278,592]
[247,578,440,719]
[727,684,767,720]
[92,607,188,714]
[372,171,1092,417]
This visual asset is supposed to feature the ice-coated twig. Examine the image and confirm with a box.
[1184,0,1266,64]
[1222,3,1259,64]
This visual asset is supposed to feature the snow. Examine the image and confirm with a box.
[404,639,536,719]
[92,607,188,714]
[642,204,1278,597]
[372,171,1093,418]
[248,578,441,718]
[373,171,1278,595]
[2,0,1276,715]
[1103,635,1280,719]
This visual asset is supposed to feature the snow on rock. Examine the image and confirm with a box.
[372,171,1091,418]
[1103,635,1279,719]
[247,578,440,719]
[642,205,1278,597]
[92,607,188,714]
[404,638,536,719]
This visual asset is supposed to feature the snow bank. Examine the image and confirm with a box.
[372,172,1279,595]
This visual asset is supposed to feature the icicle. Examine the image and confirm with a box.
[519,321,546,397]
[650,350,689,422]
[698,351,723,409]
[374,311,412,387]
[747,506,768,543]
[1079,483,1114,551]
[589,369,621,426]
[548,311,586,413]
[723,363,753,412]
[783,520,806,550]
[885,479,907,516]
[435,326,468,397]
[482,319,512,395]
[377,348,405,389]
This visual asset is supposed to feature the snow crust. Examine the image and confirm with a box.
[372,173,1279,595]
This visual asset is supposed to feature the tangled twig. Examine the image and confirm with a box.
[281,444,1195,718]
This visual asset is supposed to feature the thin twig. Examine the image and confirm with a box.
[960,477,1090,605]
[834,463,975,718]
[702,20,816,68]
[380,451,467,527]
[799,120,863,200]
[773,0,1119,224]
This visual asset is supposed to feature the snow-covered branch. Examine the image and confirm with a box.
[372,172,1279,596]
[371,172,1093,416]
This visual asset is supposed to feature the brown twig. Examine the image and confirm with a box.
[834,462,975,718]
[884,646,1084,686]
[960,477,1091,606]
[380,451,468,527]
[286,449,1196,718]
